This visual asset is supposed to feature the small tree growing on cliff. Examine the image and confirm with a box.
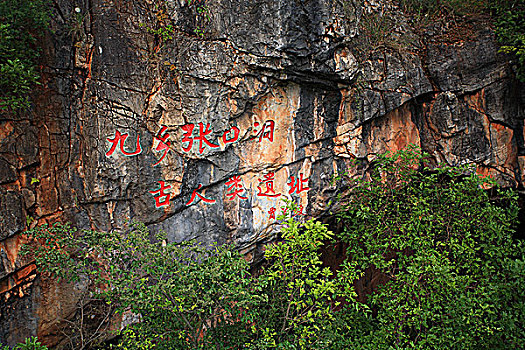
[23,222,262,349]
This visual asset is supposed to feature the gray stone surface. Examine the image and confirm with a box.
[0,158,16,185]
[0,189,24,241]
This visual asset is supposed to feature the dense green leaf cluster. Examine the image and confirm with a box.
[247,209,352,349]
[22,147,525,349]
[0,0,50,111]
[24,223,259,349]
[333,145,525,349]
[494,1,525,81]
[24,215,350,349]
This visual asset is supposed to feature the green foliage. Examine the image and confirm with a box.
[494,1,525,81]
[22,147,525,349]
[20,222,86,282]
[2,336,49,350]
[68,10,87,42]
[191,1,210,38]
[23,212,352,349]
[139,0,211,45]
[335,145,525,349]
[24,222,261,349]
[0,0,50,111]
[0,57,38,110]
[139,3,175,44]
[247,203,355,349]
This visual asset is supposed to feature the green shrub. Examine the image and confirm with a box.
[2,336,49,350]
[22,147,525,349]
[334,145,525,349]
[24,213,352,350]
[246,205,355,349]
[24,222,262,349]
[0,0,50,111]
[494,1,525,81]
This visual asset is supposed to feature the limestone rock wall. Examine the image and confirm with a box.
[1,0,524,346]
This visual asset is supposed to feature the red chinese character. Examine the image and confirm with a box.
[106,130,142,157]
[225,176,247,200]
[186,183,216,206]
[294,204,306,216]
[181,123,219,154]
[288,173,310,194]
[149,181,172,208]
[253,120,275,143]
[257,172,281,197]
[181,124,195,152]
[196,122,219,153]
[152,126,171,166]
[268,207,276,220]
[222,126,240,144]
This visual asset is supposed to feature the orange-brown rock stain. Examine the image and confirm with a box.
[0,120,15,143]
[0,235,34,294]
[475,103,517,181]
[237,85,298,169]
[333,88,365,160]
[367,103,420,156]
[464,89,486,115]
[35,176,59,217]
[233,84,306,232]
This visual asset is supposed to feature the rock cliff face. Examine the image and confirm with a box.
[1,0,524,346]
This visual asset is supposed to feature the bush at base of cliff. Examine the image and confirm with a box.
[23,214,350,350]
[243,210,354,349]
[23,147,525,349]
[332,145,525,349]
[0,0,49,111]
[24,222,260,349]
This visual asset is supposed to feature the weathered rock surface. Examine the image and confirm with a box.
[1,0,524,347]
[0,189,25,241]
